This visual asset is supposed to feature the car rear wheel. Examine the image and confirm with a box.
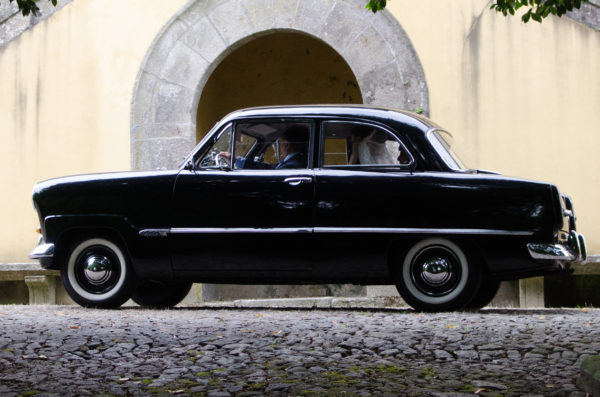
[395,238,481,312]
[62,237,134,308]
[465,277,501,310]
[132,281,193,308]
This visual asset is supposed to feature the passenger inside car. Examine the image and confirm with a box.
[222,125,310,170]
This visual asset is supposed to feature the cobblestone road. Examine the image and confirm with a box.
[0,306,598,396]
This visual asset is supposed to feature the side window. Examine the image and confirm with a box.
[232,121,312,170]
[196,124,233,169]
[321,121,413,168]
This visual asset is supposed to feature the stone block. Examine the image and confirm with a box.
[0,11,31,48]
[131,72,159,127]
[182,17,228,63]
[24,275,57,305]
[144,18,188,76]
[359,62,408,109]
[132,123,195,141]
[159,41,208,90]
[490,280,520,307]
[132,135,196,171]
[342,26,395,79]
[152,82,196,124]
[567,0,600,31]
[209,0,256,45]
[0,1,19,23]
[366,285,399,297]
[519,277,545,308]
[244,0,276,33]
[295,0,336,37]
[177,0,222,27]
[272,0,299,28]
[321,1,370,52]
[179,283,204,306]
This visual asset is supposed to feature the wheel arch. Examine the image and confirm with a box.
[387,235,489,278]
[48,217,135,272]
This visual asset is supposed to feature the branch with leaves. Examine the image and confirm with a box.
[4,0,56,17]
[366,0,589,23]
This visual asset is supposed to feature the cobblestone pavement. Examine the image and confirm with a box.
[0,306,598,396]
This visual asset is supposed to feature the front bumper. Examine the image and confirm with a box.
[29,243,55,260]
[527,194,587,264]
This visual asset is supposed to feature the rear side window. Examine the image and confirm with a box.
[321,121,413,168]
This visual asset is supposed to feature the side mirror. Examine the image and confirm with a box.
[184,161,195,171]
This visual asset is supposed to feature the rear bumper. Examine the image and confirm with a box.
[527,194,587,264]
[527,232,587,263]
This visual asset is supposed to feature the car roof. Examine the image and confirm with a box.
[219,105,438,131]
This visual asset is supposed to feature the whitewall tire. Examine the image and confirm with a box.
[395,238,481,311]
[62,237,134,308]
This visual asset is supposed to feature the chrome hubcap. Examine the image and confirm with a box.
[83,255,112,285]
[410,245,461,297]
[74,245,121,295]
[420,258,452,286]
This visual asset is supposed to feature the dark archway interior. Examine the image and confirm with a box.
[196,31,363,141]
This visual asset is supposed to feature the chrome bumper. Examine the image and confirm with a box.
[29,243,55,260]
[527,194,587,264]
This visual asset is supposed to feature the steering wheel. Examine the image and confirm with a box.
[213,152,229,168]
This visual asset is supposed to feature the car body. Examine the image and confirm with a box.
[29,105,587,311]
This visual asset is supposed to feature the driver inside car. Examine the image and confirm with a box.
[220,125,309,170]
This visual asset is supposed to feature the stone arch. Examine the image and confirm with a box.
[130,0,429,171]
[196,30,364,140]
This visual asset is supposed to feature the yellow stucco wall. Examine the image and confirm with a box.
[0,0,598,263]
[389,0,600,253]
[0,0,187,262]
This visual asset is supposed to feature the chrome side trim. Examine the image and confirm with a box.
[313,227,533,236]
[527,243,576,261]
[162,227,532,236]
[170,227,312,234]
[139,229,169,237]
[29,243,55,259]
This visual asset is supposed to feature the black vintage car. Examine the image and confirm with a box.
[30,105,586,311]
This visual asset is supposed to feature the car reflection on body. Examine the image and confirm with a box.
[29,105,587,311]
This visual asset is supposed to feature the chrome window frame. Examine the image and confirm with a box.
[426,128,467,171]
[318,119,416,170]
[188,123,234,170]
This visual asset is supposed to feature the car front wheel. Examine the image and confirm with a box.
[62,237,134,308]
[395,238,481,312]
[132,281,193,308]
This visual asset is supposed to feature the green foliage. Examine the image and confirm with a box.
[491,0,588,23]
[4,0,57,17]
[366,0,588,23]
[366,0,387,13]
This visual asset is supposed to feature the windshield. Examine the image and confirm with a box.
[427,129,468,171]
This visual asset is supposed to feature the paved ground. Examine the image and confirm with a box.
[0,306,598,396]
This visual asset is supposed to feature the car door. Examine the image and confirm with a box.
[169,120,316,281]
[312,119,417,282]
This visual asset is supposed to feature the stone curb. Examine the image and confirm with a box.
[230,296,407,309]
[580,355,600,396]
[193,296,407,310]
[188,296,597,313]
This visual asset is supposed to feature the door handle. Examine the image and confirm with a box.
[284,177,312,186]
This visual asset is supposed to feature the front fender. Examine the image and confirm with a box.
[40,215,172,280]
